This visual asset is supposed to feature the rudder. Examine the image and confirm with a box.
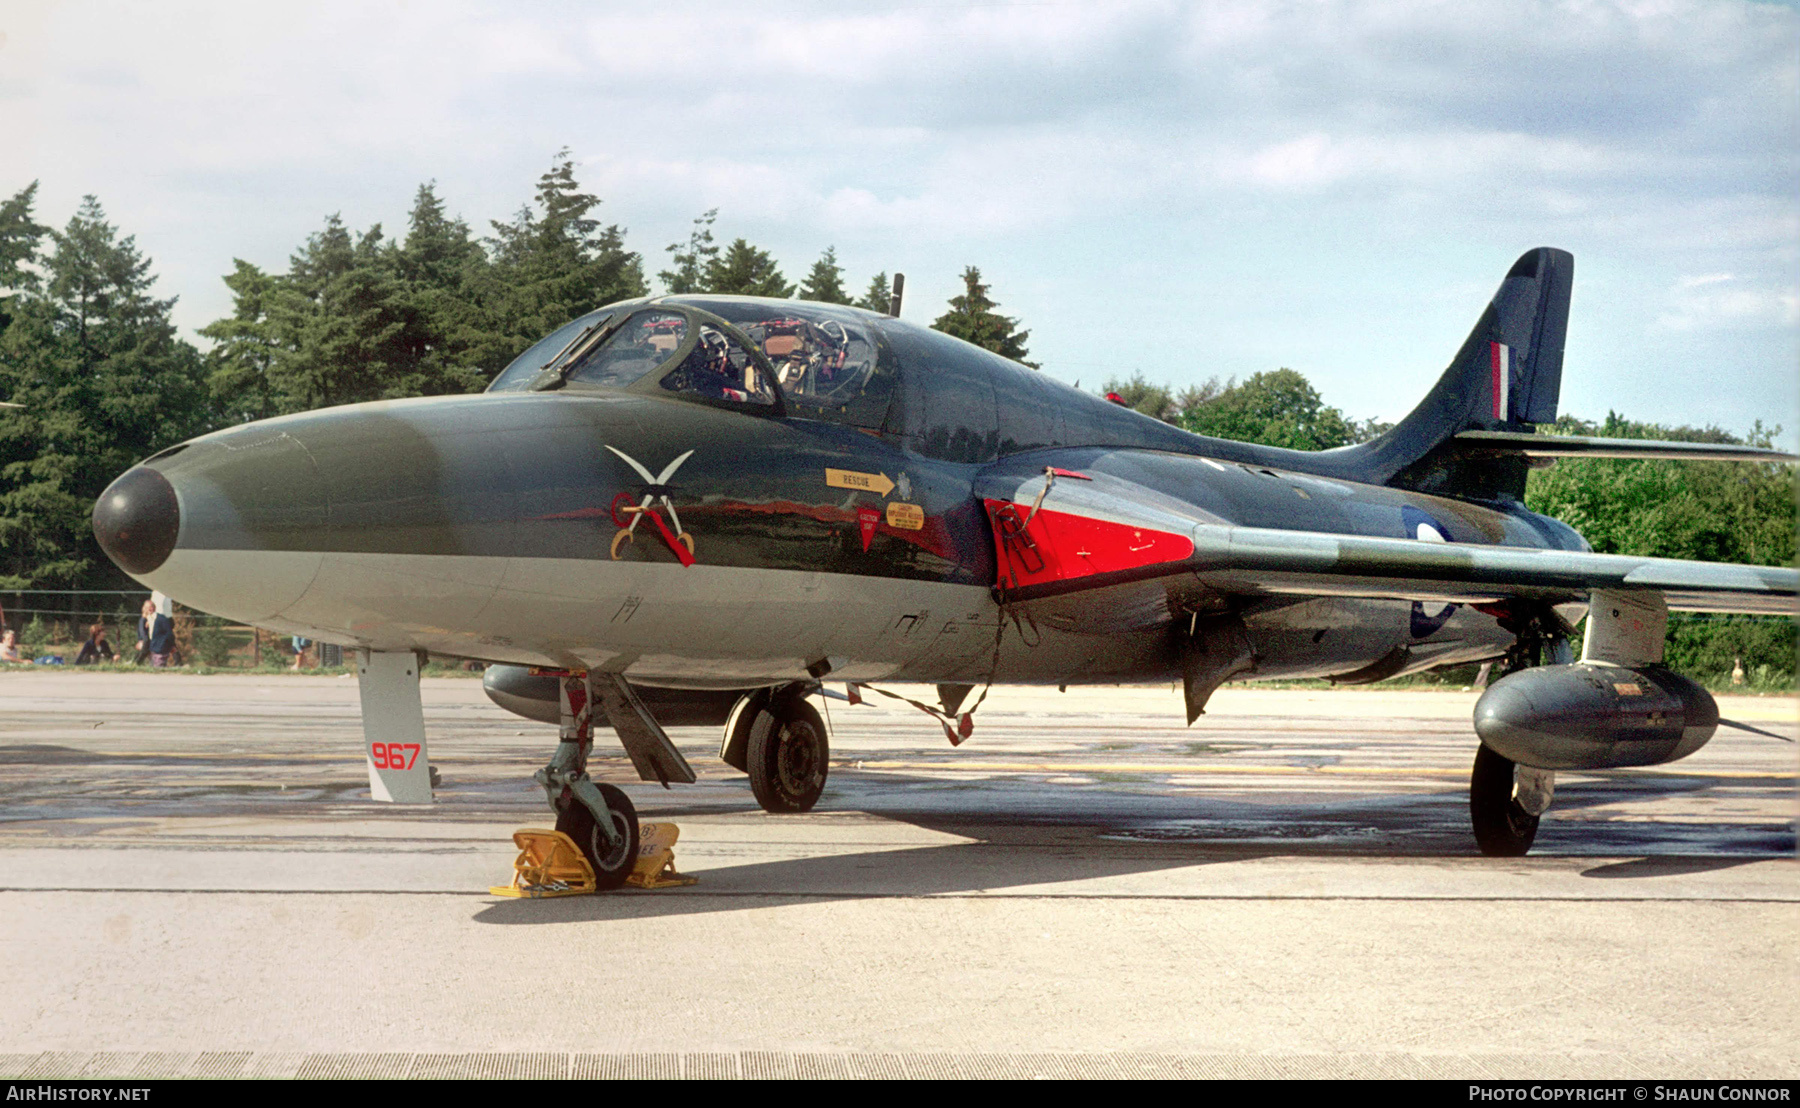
[1489,248,1572,425]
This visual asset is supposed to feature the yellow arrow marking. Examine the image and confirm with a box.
[826,468,895,497]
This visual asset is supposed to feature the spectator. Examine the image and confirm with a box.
[137,599,175,668]
[0,628,20,664]
[291,635,310,670]
[75,623,117,666]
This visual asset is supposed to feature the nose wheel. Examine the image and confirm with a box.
[555,783,640,890]
[533,672,643,890]
[747,695,830,813]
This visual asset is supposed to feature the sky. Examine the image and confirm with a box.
[2,0,1796,442]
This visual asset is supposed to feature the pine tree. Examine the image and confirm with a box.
[242,216,414,412]
[660,210,719,294]
[0,196,207,588]
[199,259,283,424]
[703,238,794,297]
[398,182,484,289]
[857,271,891,314]
[484,151,648,361]
[799,246,852,304]
[295,223,415,408]
[0,182,49,339]
[206,209,462,416]
[931,266,1035,367]
[397,183,490,397]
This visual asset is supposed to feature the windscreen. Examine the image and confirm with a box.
[567,309,690,389]
[485,300,642,392]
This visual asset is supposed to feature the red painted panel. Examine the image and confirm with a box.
[984,498,1194,590]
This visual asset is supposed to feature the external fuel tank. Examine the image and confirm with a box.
[1473,663,1718,770]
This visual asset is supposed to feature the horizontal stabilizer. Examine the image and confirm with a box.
[1454,431,1797,463]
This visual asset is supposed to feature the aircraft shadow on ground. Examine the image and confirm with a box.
[1578,856,1768,879]
[470,770,1795,926]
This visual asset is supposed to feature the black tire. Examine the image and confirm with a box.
[1470,743,1539,857]
[555,782,640,890]
[746,697,829,813]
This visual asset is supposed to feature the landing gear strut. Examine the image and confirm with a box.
[745,689,829,813]
[533,673,641,889]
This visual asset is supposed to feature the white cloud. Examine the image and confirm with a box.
[1655,274,1800,332]
[1,0,1793,436]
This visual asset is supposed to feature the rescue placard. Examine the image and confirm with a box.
[826,468,895,497]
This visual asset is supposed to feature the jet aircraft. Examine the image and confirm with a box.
[91,248,1796,887]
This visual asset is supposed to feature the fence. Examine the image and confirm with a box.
[0,588,343,669]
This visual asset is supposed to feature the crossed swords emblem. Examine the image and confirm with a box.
[606,445,697,566]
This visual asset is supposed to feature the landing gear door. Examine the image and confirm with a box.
[358,649,433,804]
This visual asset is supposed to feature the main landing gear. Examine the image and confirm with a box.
[534,673,641,889]
[722,685,830,813]
[1469,743,1554,857]
[1468,610,1568,857]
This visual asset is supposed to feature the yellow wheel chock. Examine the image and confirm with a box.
[628,821,697,890]
[489,823,695,898]
[489,829,596,898]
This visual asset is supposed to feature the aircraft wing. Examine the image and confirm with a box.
[1172,525,1791,614]
[978,465,1797,619]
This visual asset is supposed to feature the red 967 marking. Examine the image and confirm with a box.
[370,742,421,770]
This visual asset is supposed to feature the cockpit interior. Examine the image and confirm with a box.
[487,298,882,416]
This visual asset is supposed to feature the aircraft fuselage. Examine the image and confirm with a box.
[103,384,1572,690]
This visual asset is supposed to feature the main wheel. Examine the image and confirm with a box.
[747,697,829,813]
[1469,743,1539,857]
[555,782,640,890]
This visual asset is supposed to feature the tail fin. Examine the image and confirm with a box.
[1361,247,1574,498]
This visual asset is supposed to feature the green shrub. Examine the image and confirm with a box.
[1664,613,1795,686]
[192,622,234,667]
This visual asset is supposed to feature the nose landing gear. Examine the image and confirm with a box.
[532,672,641,889]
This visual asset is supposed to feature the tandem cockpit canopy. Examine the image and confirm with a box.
[486,296,891,425]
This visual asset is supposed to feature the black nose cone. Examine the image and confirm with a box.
[93,466,180,574]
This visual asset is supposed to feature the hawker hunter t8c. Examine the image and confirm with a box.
[92,248,1797,884]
